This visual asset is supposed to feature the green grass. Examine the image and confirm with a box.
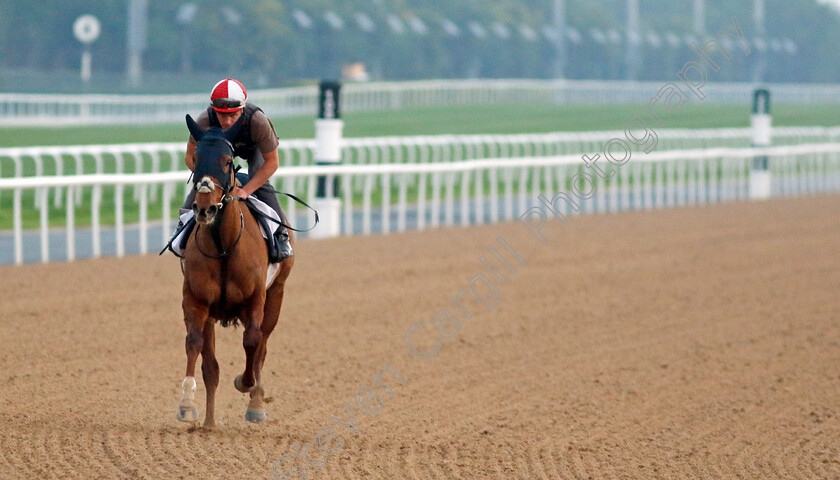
[2,101,840,230]
[2,102,840,148]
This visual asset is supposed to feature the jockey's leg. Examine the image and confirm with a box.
[245,149,292,262]
[181,189,196,215]
[253,182,293,261]
[166,189,196,244]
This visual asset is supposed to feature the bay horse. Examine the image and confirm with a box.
[176,114,294,428]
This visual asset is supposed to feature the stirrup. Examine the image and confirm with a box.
[175,208,191,231]
[268,230,293,263]
[277,231,293,260]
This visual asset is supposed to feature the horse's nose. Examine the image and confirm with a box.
[192,203,217,221]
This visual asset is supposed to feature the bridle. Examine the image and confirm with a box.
[194,199,244,259]
[192,141,244,259]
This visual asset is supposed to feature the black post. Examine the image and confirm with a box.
[318,80,342,120]
[752,89,771,170]
[317,80,342,198]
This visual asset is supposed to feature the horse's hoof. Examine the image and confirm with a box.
[234,374,253,393]
[245,408,266,423]
[176,405,200,422]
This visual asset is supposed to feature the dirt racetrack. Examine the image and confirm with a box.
[0,195,838,479]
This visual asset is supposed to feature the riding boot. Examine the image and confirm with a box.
[252,181,293,262]
[273,226,293,261]
[174,207,190,234]
[176,187,197,234]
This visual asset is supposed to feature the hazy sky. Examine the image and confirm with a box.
[817,0,840,10]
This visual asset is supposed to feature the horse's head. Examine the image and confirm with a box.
[186,114,243,225]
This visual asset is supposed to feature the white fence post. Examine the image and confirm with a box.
[310,81,343,239]
[750,88,773,199]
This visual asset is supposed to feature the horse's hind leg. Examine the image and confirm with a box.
[200,320,219,429]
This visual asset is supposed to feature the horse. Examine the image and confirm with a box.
[176,114,294,428]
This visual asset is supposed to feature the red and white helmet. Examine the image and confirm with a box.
[210,78,247,112]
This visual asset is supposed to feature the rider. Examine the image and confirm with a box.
[181,78,292,261]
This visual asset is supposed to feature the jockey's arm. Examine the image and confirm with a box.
[234,149,279,199]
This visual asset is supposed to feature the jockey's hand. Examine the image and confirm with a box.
[231,187,249,200]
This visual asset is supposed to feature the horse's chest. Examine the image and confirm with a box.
[185,263,258,306]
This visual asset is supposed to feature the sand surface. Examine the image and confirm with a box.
[0,195,838,479]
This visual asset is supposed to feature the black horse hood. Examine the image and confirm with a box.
[186,113,244,144]
[187,114,244,190]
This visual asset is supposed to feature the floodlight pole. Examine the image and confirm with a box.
[552,0,566,78]
[625,0,641,81]
[176,4,198,73]
[753,0,766,82]
[693,0,705,34]
[126,0,148,87]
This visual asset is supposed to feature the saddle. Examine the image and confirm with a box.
[244,201,286,263]
[163,197,285,263]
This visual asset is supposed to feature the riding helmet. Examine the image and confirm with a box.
[210,78,247,113]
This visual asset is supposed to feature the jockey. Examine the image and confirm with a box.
[180,78,292,261]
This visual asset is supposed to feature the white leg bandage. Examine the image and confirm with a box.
[180,376,197,404]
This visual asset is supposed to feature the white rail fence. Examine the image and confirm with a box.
[2,127,838,212]
[4,126,840,182]
[5,79,840,126]
[1,144,839,265]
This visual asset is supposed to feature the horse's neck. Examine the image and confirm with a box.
[198,200,242,251]
[217,200,243,240]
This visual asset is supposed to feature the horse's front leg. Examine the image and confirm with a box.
[177,295,208,423]
[245,278,286,423]
[200,319,219,428]
[234,294,266,422]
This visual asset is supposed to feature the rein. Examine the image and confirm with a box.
[193,192,244,314]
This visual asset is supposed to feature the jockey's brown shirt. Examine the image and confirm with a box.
[188,108,280,154]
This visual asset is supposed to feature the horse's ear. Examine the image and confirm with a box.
[222,113,245,143]
[186,114,204,142]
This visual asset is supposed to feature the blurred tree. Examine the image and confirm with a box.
[0,0,839,92]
